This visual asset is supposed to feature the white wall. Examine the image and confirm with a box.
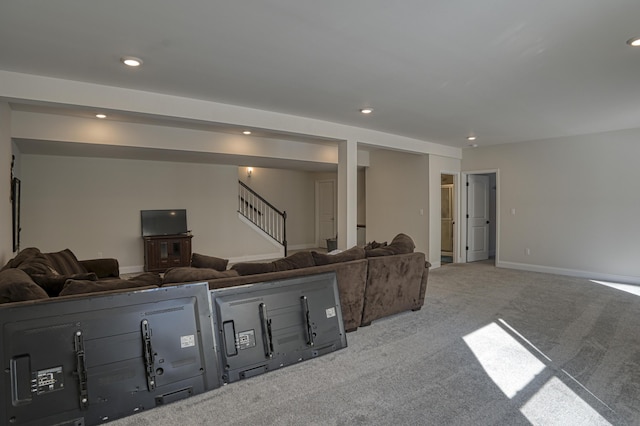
[20,155,281,272]
[462,128,640,283]
[366,149,429,254]
[0,103,13,265]
[238,167,318,249]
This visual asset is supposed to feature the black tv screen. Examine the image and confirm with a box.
[141,209,188,236]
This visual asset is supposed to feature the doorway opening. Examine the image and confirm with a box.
[462,171,498,264]
[441,174,455,264]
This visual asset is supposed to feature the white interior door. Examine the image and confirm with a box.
[466,174,490,262]
[316,180,336,248]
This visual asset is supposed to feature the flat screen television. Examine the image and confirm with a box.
[141,209,188,237]
[210,272,347,384]
[0,282,220,426]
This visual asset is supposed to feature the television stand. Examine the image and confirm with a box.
[143,234,193,272]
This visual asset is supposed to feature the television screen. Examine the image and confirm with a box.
[141,209,188,236]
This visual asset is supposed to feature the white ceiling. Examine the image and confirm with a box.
[1,0,640,149]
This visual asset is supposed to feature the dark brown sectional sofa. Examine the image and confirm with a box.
[0,234,431,332]
[151,233,431,332]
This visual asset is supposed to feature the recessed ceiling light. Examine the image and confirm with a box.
[95,113,107,119]
[121,56,143,67]
[360,107,373,114]
[242,130,252,135]
[467,136,477,141]
[627,37,640,47]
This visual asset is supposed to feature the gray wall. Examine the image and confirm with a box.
[366,149,429,254]
[19,155,291,272]
[463,128,640,283]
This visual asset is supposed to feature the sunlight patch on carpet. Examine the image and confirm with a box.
[591,280,640,297]
[521,377,611,426]
[463,322,545,398]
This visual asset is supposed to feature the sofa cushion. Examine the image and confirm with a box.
[17,253,58,276]
[59,273,162,296]
[31,272,98,297]
[1,247,45,271]
[365,233,415,257]
[312,246,366,266]
[79,258,120,279]
[163,267,239,284]
[44,249,88,275]
[191,253,229,271]
[364,240,387,250]
[272,251,315,271]
[0,268,49,304]
[231,262,276,276]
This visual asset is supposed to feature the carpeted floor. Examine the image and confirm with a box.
[110,260,640,425]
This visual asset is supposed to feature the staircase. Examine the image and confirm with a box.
[238,180,287,256]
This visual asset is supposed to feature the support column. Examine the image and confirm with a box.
[337,139,357,249]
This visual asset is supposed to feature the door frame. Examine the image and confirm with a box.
[460,169,500,264]
[440,173,458,261]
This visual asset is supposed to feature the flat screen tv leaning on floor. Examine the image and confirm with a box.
[210,271,348,384]
[0,282,219,426]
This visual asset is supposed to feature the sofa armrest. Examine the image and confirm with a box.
[79,258,120,279]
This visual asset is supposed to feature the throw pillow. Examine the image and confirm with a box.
[31,272,98,297]
[231,262,276,276]
[1,247,44,271]
[79,258,120,279]
[191,253,229,271]
[312,246,366,266]
[364,240,387,250]
[365,233,415,257]
[0,268,49,304]
[163,267,238,284]
[272,251,315,271]
[59,277,159,297]
[17,253,58,276]
[44,249,88,275]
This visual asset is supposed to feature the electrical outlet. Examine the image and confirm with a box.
[97,251,103,258]
[525,248,531,256]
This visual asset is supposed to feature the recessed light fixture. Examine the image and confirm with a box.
[627,37,640,47]
[95,113,107,119]
[360,107,373,114]
[121,56,143,67]
[467,136,477,141]
[242,130,252,135]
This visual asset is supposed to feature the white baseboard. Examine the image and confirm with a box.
[430,260,442,269]
[228,251,284,265]
[120,265,145,275]
[497,260,640,285]
[288,243,318,251]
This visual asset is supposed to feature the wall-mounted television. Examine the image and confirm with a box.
[141,209,188,237]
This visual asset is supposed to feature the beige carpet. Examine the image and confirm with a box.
[110,260,640,425]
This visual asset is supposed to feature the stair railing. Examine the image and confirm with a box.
[238,180,287,256]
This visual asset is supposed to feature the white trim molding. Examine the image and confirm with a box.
[498,261,640,285]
